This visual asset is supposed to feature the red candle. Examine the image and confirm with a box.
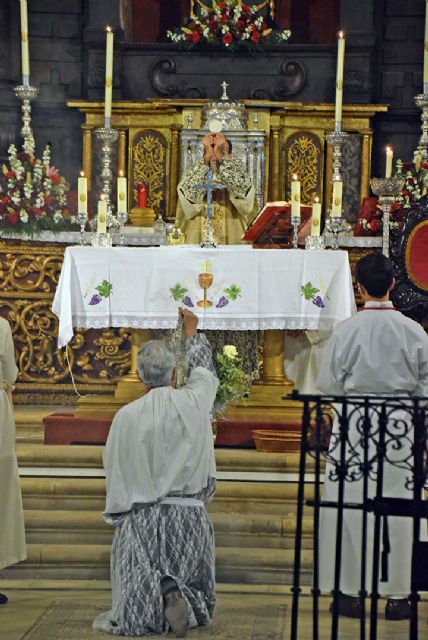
[137,184,147,208]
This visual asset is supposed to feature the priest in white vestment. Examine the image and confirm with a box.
[0,317,26,604]
[175,132,258,245]
[317,252,428,620]
[94,309,218,637]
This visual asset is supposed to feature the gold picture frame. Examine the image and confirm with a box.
[191,1,275,18]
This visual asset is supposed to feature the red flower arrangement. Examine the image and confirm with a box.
[167,0,291,50]
[0,144,76,235]
[354,157,428,236]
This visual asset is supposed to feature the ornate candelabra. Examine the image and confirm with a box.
[324,215,352,249]
[370,176,404,257]
[14,84,38,156]
[414,92,428,161]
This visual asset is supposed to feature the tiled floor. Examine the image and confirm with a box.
[0,588,427,640]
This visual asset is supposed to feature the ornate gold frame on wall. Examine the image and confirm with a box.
[192,1,275,16]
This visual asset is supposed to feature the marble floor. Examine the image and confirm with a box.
[0,587,427,640]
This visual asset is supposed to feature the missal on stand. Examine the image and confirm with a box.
[242,201,312,247]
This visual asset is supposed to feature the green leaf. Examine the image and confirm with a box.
[301,282,319,301]
[95,279,113,298]
[224,283,241,301]
[170,282,187,301]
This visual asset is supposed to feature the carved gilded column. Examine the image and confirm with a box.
[82,125,93,191]
[117,129,127,176]
[360,129,373,200]
[169,124,181,218]
[269,125,281,201]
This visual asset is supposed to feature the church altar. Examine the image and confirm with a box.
[53,245,355,349]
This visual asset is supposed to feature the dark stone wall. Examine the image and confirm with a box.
[0,0,425,191]
[371,0,425,176]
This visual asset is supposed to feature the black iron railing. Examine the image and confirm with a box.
[290,392,428,640]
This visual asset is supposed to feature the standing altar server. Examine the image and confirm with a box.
[94,309,218,637]
[0,317,26,604]
[317,253,428,620]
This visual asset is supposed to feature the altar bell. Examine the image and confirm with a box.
[317,252,428,620]
[93,309,218,637]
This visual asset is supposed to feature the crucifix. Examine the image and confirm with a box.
[195,169,225,247]
[221,80,229,100]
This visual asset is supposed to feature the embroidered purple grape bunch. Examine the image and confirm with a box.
[216,296,229,308]
[88,280,113,306]
[301,282,325,308]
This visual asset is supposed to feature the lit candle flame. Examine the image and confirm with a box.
[80,170,85,177]
[314,196,319,203]
[338,30,344,39]
[292,174,298,180]
[106,25,112,32]
[119,170,124,177]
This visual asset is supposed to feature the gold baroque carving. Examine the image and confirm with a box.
[284,133,322,205]
[0,248,63,295]
[132,130,167,214]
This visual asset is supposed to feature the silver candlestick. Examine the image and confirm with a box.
[77,210,88,245]
[370,176,404,257]
[326,126,349,182]
[116,210,128,246]
[14,85,38,156]
[414,93,428,161]
[94,127,119,212]
[291,216,300,249]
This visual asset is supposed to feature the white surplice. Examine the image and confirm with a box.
[0,318,26,570]
[316,301,428,596]
[103,365,218,516]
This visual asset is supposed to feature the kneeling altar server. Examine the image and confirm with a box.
[94,309,218,637]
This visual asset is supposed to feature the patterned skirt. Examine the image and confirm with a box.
[93,484,216,636]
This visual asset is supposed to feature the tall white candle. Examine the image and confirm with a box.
[332,180,343,217]
[117,171,127,214]
[311,197,321,236]
[424,0,428,91]
[385,146,393,178]
[97,195,107,234]
[20,0,30,85]
[78,170,88,215]
[104,26,114,128]
[291,174,301,220]
[335,31,346,127]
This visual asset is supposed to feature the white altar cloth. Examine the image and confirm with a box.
[52,245,356,348]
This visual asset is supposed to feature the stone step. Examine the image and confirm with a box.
[20,477,314,515]
[0,543,313,585]
[14,406,69,445]
[16,444,306,474]
[23,509,314,550]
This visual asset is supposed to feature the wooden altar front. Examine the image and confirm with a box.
[68,99,387,222]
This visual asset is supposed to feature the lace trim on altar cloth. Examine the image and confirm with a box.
[69,314,340,332]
